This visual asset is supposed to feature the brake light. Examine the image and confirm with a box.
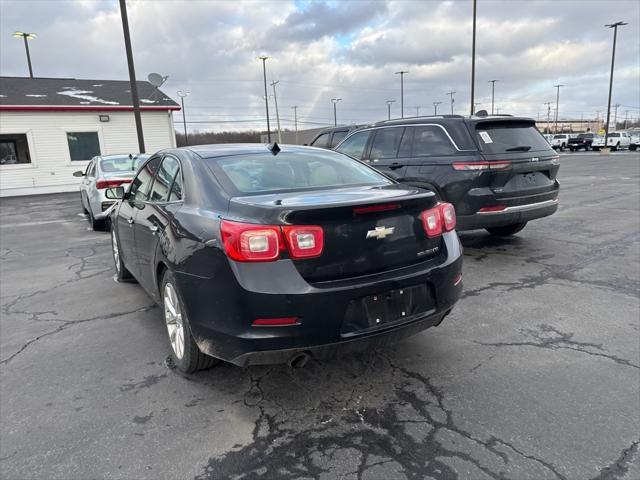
[452,161,510,171]
[421,202,456,237]
[282,226,324,259]
[478,205,507,213]
[95,179,132,189]
[353,203,401,214]
[220,221,282,262]
[252,317,299,327]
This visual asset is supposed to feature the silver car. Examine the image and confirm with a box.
[73,153,149,230]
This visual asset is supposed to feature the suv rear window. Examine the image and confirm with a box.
[207,150,391,195]
[474,122,551,154]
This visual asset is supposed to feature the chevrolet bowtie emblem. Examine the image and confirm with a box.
[366,226,395,239]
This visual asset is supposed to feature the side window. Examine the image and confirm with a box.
[370,128,404,159]
[411,126,457,156]
[169,168,183,202]
[67,132,101,161]
[329,130,349,148]
[311,133,330,148]
[129,156,162,203]
[335,131,370,160]
[398,128,414,158]
[149,155,180,203]
[85,160,96,177]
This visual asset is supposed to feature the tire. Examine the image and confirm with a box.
[569,147,575,152]
[486,222,528,237]
[584,144,590,151]
[613,142,620,152]
[80,194,88,214]
[161,270,218,373]
[87,204,105,231]
[111,228,133,281]
[630,145,637,151]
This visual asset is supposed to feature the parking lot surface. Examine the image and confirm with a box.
[1,152,639,480]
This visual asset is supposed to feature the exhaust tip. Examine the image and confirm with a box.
[288,351,311,368]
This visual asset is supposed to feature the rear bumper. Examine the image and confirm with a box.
[175,231,463,366]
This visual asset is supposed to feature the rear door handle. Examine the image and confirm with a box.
[389,163,403,170]
[127,217,134,225]
[149,225,158,233]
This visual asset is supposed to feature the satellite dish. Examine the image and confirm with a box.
[147,73,167,88]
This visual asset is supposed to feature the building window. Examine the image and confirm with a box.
[67,132,101,161]
[0,134,31,165]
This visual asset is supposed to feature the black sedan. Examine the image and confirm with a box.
[107,144,463,372]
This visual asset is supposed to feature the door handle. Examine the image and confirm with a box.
[149,225,158,233]
[389,163,402,170]
[127,217,134,224]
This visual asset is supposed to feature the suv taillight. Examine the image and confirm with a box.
[452,161,510,171]
[220,221,324,262]
[96,179,132,189]
[421,203,456,237]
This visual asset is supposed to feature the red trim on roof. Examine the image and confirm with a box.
[0,105,180,112]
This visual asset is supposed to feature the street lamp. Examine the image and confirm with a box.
[386,100,395,120]
[488,80,499,115]
[291,106,299,144]
[553,84,565,133]
[603,22,627,151]
[395,71,408,118]
[13,31,36,78]
[433,101,442,115]
[446,90,456,115]
[257,56,271,143]
[331,98,342,126]
[177,91,190,146]
[470,0,477,115]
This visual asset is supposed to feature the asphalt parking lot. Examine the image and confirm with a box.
[1,151,639,480]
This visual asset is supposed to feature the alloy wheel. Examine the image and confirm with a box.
[164,282,185,359]
[112,230,120,273]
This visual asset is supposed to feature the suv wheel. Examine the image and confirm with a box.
[161,270,219,373]
[560,143,565,151]
[486,222,527,237]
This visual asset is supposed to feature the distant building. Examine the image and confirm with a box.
[0,76,179,197]
[535,118,605,134]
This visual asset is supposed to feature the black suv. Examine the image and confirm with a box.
[334,115,560,236]
[309,125,362,149]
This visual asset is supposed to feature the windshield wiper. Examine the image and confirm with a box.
[506,145,531,152]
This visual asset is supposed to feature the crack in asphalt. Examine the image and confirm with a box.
[194,352,568,480]
[475,324,639,370]
[590,440,640,480]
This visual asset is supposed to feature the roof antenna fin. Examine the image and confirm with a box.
[267,142,281,156]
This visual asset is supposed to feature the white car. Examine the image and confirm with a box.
[73,153,149,230]
[591,132,631,151]
[550,134,571,151]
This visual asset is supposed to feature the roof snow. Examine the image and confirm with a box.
[57,87,120,105]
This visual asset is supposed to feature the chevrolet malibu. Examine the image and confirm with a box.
[107,144,463,372]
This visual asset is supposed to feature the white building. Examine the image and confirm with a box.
[0,76,179,197]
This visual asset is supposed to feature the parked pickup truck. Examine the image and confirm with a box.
[591,132,631,151]
[550,133,571,151]
[627,132,639,151]
[568,133,595,151]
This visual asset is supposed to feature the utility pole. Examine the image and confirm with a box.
[553,84,564,134]
[433,101,442,115]
[613,103,620,130]
[415,106,420,117]
[395,71,408,118]
[488,80,499,115]
[177,91,190,146]
[13,32,36,78]
[291,106,298,144]
[119,0,145,153]
[270,80,282,143]
[258,56,271,143]
[544,102,552,134]
[624,110,629,129]
[331,98,342,126]
[446,90,456,115]
[604,22,627,150]
[470,0,477,115]
[386,100,395,120]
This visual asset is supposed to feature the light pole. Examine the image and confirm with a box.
[270,80,282,143]
[13,31,36,78]
[613,103,620,129]
[488,80,499,115]
[331,98,342,126]
[603,22,627,150]
[258,56,271,143]
[395,71,408,118]
[470,0,477,115]
[544,101,552,134]
[177,91,190,145]
[553,84,564,134]
[446,90,456,115]
[386,100,395,120]
[433,101,442,115]
[118,0,145,153]
[291,106,298,144]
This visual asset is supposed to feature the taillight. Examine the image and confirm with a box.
[421,202,456,237]
[452,161,510,171]
[96,179,132,189]
[478,205,507,213]
[353,203,401,215]
[282,226,324,259]
[220,221,282,262]
[220,221,324,262]
[252,317,299,327]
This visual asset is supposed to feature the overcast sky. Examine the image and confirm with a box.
[1,0,639,132]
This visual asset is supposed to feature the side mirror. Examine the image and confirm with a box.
[73,171,84,177]
[105,186,125,200]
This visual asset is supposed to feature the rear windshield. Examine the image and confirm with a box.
[577,133,593,139]
[207,150,391,195]
[608,133,620,137]
[100,154,149,174]
[474,122,551,154]
[553,135,566,139]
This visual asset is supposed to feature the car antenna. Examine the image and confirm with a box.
[267,142,281,156]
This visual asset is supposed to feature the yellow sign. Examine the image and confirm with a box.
[598,129,606,135]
